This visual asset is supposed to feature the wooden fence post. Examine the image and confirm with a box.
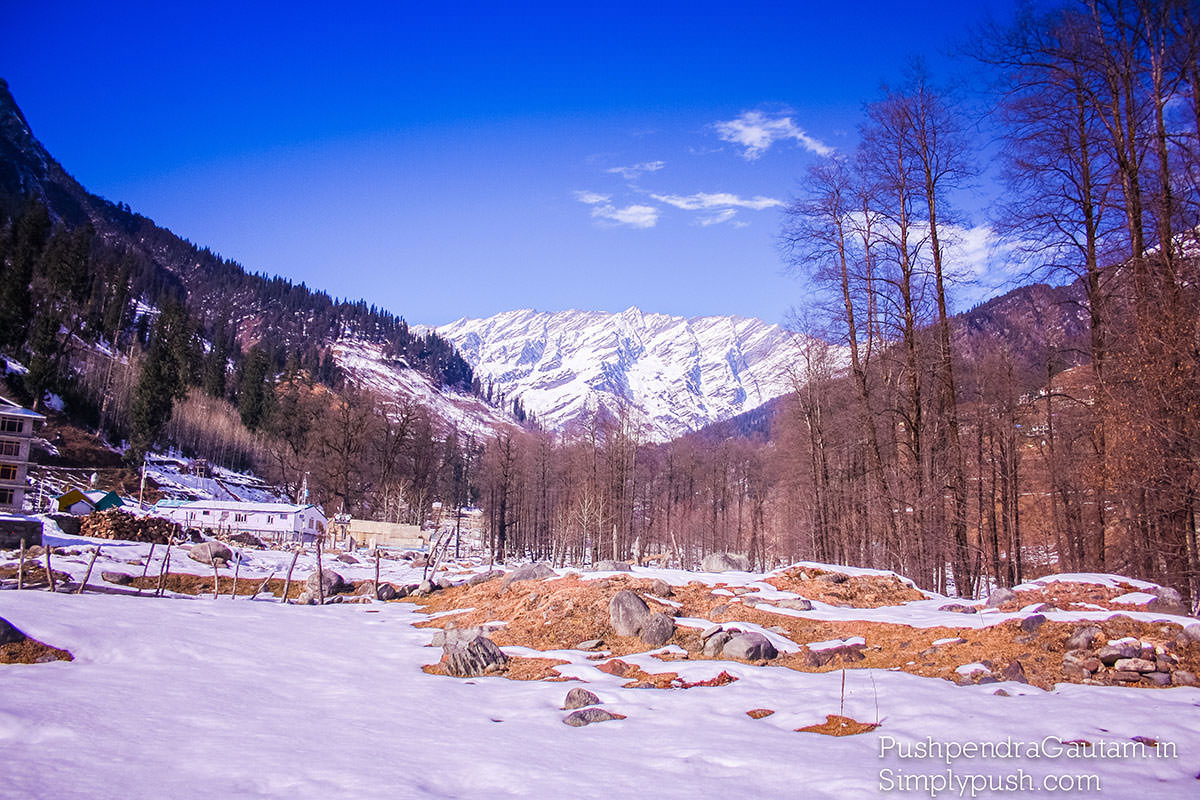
[231,555,241,599]
[137,543,156,596]
[250,572,274,601]
[315,536,325,605]
[44,544,56,592]
[17,538,25,590]
[281,550,300,603]
[76,546,101,594]
[375,548,381,600]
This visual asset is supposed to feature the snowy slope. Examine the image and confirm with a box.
[2,546,1199,799]
[426,307,804,441]
[330,337,513,436]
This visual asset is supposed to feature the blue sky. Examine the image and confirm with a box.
[2,1,1021,326]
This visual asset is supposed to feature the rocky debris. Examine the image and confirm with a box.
[79,510,179,544]
[985,588,1016,608]
[1032,603,1058,612]
[0,617,27,645]
[376,583,398,601]
[593,560,632,572]
[563,707,623,727]
[938,603,977,614]
[187,541,233,566]
[336,553,359,564]
[563,688,601,710]
[1064,625,1102,651]
[646,579,673,597]
[1183,624,1200,644]
[100,571,133,585]
[576,639,604,650]
[722,632,778,662]
[609,590,651,637]
[414,579,437,595]
[466,570,504,586]
[701,552,751,572]
[1020,614,1047,634]
[1113,657,1156,673]
[639,612,676,647]
[775,598,814,611]
[702,629,733,658]
[305,569,348,597]
[442,635,508,677]
[499,563,556,591]
[294,591,317,605]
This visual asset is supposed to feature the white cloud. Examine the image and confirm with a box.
[714,110,833,159]
[650,191,783,211]
[699,209,738,226]
[606,161,665,180]
[592,203,659,229]
[574,190,611,205]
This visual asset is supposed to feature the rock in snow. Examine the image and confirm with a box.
[442,635,507,677]
[563,688,601,710]
[187,541,232,566]
[609,591,651,637]
[563,707,623,727]
[500,563,555,591]
[0,616,27,645]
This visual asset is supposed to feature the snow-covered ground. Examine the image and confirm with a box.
[2,543,1199,799]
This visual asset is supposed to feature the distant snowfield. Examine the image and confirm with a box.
[2,548,1199,798]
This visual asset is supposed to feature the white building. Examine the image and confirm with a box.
[153,500,327,543]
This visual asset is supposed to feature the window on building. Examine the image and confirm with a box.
[0,440,19,457]
[0,418,22,434]
[0,464,17,481]
[0,487,14,505]
[234,513,247,523]
[266,516,273,524]
[202,510,211,516]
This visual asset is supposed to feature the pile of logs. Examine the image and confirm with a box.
[79,511,180,544]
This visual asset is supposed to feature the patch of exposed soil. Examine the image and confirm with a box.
[0,638,73,665]
[796,715,879,736]
[763,567,926,608]
[996,582,1150,613]
[747,708,775,719]
[0,565,73,588]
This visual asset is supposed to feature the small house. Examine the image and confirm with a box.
[56,488,125,516]
[152,499,327,543]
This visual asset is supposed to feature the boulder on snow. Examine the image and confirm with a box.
[721,632,778,661]
[609,590,651,637]
[1146,586,1188,615]
[101,571,133,585]
[563,688,601,710]
[188,541,233,566]
[776,598,814,611]
[639,612,675,647]
[376,583,398,601]
[0,617,27,646]
[703,631,733,658]
[499,563,556,591]
[227,532,265,548]
[563,707,622,727]
[305,568,348,597]
[442,635,507,677]
[592,559,633,572]
[938,603,977,614]
[985,588,1016,608]
[701,553,751,573]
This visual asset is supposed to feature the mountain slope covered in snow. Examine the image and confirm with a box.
[428,307,801,441]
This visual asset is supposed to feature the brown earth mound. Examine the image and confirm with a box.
[796,714,879,736]
[995,582,1157,613]
[764,567,926,608]
[422,656,572,681]
[406,572,1200,691]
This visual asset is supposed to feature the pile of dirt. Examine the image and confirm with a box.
[764,567,926,608]
[406,572,1200,691]
[0,564,73,588]
[80,511,180,544]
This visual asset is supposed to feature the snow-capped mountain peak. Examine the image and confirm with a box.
[426,307,799,441]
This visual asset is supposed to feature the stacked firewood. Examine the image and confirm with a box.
[79,510,180,544]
